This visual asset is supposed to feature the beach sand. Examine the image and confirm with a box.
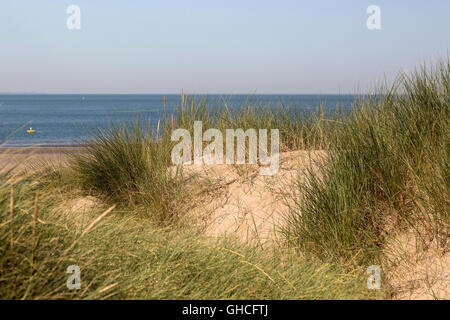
[0,147,81,174]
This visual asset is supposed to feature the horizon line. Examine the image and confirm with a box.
[0,92,363,95]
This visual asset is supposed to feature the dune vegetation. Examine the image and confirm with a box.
[1,59,448,299]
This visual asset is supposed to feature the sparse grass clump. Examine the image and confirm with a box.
[69,119,188,223]
[283,60,449,264]
[172,94,339,151]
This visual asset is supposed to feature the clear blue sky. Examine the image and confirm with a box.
[0,0,449,94]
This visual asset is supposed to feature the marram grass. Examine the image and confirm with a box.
[282,59,449,265]
[0,174,375,299]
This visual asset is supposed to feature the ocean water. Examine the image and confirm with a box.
[0,94,355,147]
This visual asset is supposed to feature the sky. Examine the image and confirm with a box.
[0,0,449,94]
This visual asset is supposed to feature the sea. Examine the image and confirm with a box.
[0,94,356,147]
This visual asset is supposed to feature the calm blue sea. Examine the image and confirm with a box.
[0,94,355,147]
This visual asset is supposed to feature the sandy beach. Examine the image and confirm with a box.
[0,147,82,173]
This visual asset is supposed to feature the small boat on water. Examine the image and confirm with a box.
[27,127,36,133]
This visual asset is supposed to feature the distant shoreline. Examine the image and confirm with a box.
[0,145,84,153]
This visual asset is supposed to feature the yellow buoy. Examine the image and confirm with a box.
[27,127,36,133]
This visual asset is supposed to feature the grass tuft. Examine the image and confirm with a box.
[283,59,449,264]
[69,118,187,224]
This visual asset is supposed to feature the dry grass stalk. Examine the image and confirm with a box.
[10,182,14,248]
[33,192,39,236]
